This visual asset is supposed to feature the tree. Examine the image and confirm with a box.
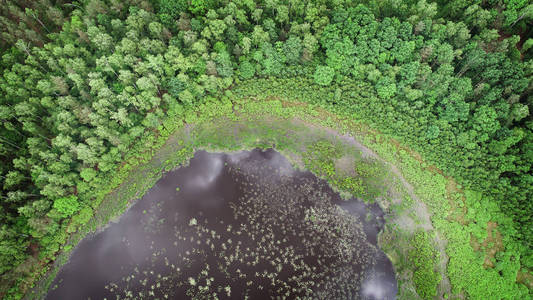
[178,89,195,105]
[238,60,255,79]
[80,168,97,182]
[52,195,80,218]
[302,33,318,61]
[325,36,356,75]
[376,76,397,100]
[283,36,302,64]
[167,76,188,98]
[215,51,234,77]
[189,0,214,16]
[0,226,29,274]
[313,65,335,86]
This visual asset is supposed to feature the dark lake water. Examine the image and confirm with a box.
[46,149,397,299]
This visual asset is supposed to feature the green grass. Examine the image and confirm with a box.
[409,231,441,299]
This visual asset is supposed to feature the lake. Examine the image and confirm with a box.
[46,149,397,299]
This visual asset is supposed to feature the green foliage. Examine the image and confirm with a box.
[238,60,255,79]
[166,76,187,98]
[303,140,342,177]
[158,0,187,19]
[67,206,93,233]
[52,196,80,219]
[0,0,74,50]
[375,77,397,100]
[313,65,335,86]
[301,141,383,200]
[215,51,234,78]
[189,0,214,16]
[80,168,97,182]
[409,232,441,299]
[283,36,303,64]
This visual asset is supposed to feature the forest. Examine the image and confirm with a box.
[0,0,532,299]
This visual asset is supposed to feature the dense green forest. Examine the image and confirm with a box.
[0,0,532,299]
